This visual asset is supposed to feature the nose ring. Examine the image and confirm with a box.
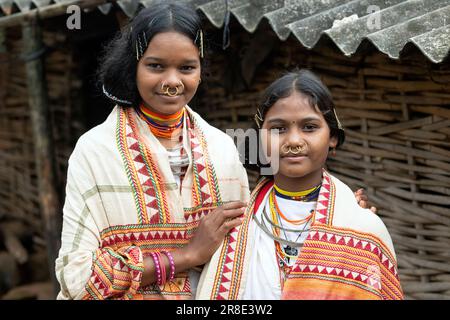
[161,81,184,97]
[289,146,304,155]
[281,143,306,155]
[281,144,291,154]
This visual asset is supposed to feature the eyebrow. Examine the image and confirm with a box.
[143,56,199,64]
[266,116,322,124]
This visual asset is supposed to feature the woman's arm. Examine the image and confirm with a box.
[140,201,246,286]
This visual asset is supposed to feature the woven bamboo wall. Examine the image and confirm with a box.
[197,30,450,299]
[0,27,84,267]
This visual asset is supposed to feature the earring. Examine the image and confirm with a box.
[331,148,336,156]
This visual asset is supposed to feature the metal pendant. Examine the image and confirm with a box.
[284,245,298,257]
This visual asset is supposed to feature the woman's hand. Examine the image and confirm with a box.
[354,188,377,214]
[181,201,247,267]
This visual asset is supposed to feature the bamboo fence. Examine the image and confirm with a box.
[197,30,450,300]
[0,26,84,297]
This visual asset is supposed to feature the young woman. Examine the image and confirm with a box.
[55,2,249,300]
[196,70,403,300]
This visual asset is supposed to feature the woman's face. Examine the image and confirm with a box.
[136,31,201,115]
[261,91,337,181]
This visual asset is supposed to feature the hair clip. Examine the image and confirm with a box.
[196,29,204,59]
[102,85,132,105]
[254,109,263,128]
[332,107,344,130]
[136,33,146,61]
[199,29,204,58]
[135,41,140,61]
[142,31,148,47]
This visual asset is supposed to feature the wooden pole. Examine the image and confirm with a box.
[0,28,5,53]
[22,17,61,298]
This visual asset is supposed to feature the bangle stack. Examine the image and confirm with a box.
[150,250,176,286]
[162,250,175,282]
[150,252,162,285]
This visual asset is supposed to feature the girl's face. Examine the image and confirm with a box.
[136,31,201,115]
[261,91,337,182]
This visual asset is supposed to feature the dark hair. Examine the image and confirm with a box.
[244,69,345,171]
[98,1,204,107]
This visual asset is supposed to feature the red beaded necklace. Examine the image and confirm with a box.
[136,103,185,139]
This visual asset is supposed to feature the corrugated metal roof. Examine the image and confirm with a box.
[1,0,449,63]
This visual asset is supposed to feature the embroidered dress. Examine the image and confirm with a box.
[196,170,403,300]
[55,106,249,300]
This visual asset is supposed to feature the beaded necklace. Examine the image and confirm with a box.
[136,103,185,139]
[273,183,321,201]
[268,191,315,263]
[268,183,321,288]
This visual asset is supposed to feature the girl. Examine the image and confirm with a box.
[55,1,249,300]
[196,70,403,300]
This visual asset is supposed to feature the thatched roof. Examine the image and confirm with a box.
[1,0,449,63]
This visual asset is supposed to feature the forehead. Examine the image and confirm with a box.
[144,31,200,60]
[265,91,322,120]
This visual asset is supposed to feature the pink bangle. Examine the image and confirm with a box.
[157,252,166,286]
[161,250,175,281]
[150,252,162,286]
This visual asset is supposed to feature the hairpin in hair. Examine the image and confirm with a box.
[196,29,204,58]
[143,31,148,47]
[199,29,204,58]
[254,108,263,128]
[332,107,344,130]
[136,34,143,61]
[135,41,140,61]
[102,85,132,105]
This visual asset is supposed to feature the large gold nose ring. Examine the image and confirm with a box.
[289,147,301,155]
[292,144,306,154]
[161,81,184,97]
[281,144,291,154]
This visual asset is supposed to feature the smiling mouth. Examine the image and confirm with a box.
[157,93,182,98]
[282,153,307,158]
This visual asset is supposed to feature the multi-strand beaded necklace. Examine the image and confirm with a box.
[136,103,185,140]
[261,183,321,287]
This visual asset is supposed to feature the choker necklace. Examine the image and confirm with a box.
[136,103,185,139]
[273,183,321,202]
